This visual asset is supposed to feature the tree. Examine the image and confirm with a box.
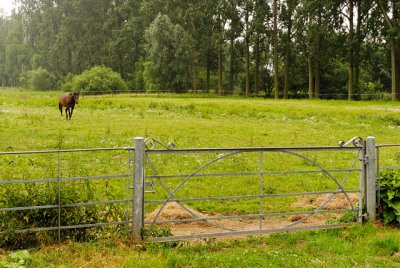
[281,0,298,98]
[226,0,241,95]
[273,0,279,99]
[144,13,192,91]
[375,0,399,100]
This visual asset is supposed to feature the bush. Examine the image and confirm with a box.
[20,68,57,91]
[0,180,123,249]
[379,171,400,225]
[66,66,128,94]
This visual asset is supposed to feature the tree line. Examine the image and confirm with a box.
[0,0,399,100]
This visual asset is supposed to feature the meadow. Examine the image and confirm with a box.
[1,88,400,151]
[1,88,400,267]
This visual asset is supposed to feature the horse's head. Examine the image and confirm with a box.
[73,92,80,104]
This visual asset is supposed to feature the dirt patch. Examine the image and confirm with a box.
[293,193,359,210]
[146,202,208,222]
[393,252,400,258]
[145,197,356,238]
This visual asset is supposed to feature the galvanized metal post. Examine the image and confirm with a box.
[365,136,376,222]
[132,137,145,241]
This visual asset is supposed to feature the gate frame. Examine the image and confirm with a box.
[132,136,378,242]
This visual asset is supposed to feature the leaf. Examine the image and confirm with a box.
[383,210,396,224]
[387,190,396,201]
[392,203,400,215]
[0,260,19,268]
[9,250,31,262]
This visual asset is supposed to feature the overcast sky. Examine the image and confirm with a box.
[0,0,16,16]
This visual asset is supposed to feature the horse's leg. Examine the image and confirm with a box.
[59,103,63,116]
[66,107,70,119]
[70,107,74,119]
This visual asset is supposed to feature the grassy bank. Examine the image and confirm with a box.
[0,224,398,267]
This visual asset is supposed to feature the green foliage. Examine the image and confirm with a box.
[379,171,400,225]
[142,226,173,239]
[0,179,123,249]
[20,68,56,91]
[130,60,145,91]
[0,250,31,268]
[144,13,192,92]
[66,66,127,94]
[143,61,160,91]
[0,0,399,97]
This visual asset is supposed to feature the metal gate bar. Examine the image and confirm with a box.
[0,146,135,238]
[140,137,371,242]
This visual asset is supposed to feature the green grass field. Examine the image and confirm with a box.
[1,88,400,267]
[1,88,400,151]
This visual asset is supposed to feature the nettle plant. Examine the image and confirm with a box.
[379,171,400,225]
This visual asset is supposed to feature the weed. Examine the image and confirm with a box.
[0,250,32,268]
[372,236,399,255]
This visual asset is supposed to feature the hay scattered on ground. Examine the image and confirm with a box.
[146,202,208,222]
[145,194,360,237]
[293,193,359,210]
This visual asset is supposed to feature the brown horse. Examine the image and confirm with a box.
[59,92,80,119]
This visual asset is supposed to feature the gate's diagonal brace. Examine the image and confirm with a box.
[145,153,235,233]
[285,149,361,228]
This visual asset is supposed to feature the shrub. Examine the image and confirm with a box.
[0,180,123,249]
[379,171,400,225]
[20,68,57,91]
[66,66,128,94]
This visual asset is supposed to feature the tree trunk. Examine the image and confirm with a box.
[348,0,354,100]
[308,52,314,99]
[283,10,292,99]
[206,59,211,93]
[354,0,362,94]
[245,10,250,97]
[392,0,399,100]
[273,0,279,99]
[218,44,223,95]
[192,15,198,93]
[391,39,398,100]
[217,13,223,95]
[193,66,198,93]
[376,0,399,100]
[314,8,321,99]
[314,67,320,99]
[229,36,234,94]
[254,33,260,96]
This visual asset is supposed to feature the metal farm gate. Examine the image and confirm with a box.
[0,146,135,242]
[133,136,377,242]
[0,137,378,243]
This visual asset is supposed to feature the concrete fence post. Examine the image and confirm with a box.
[132,137,145,241]
[365,136,376,222]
